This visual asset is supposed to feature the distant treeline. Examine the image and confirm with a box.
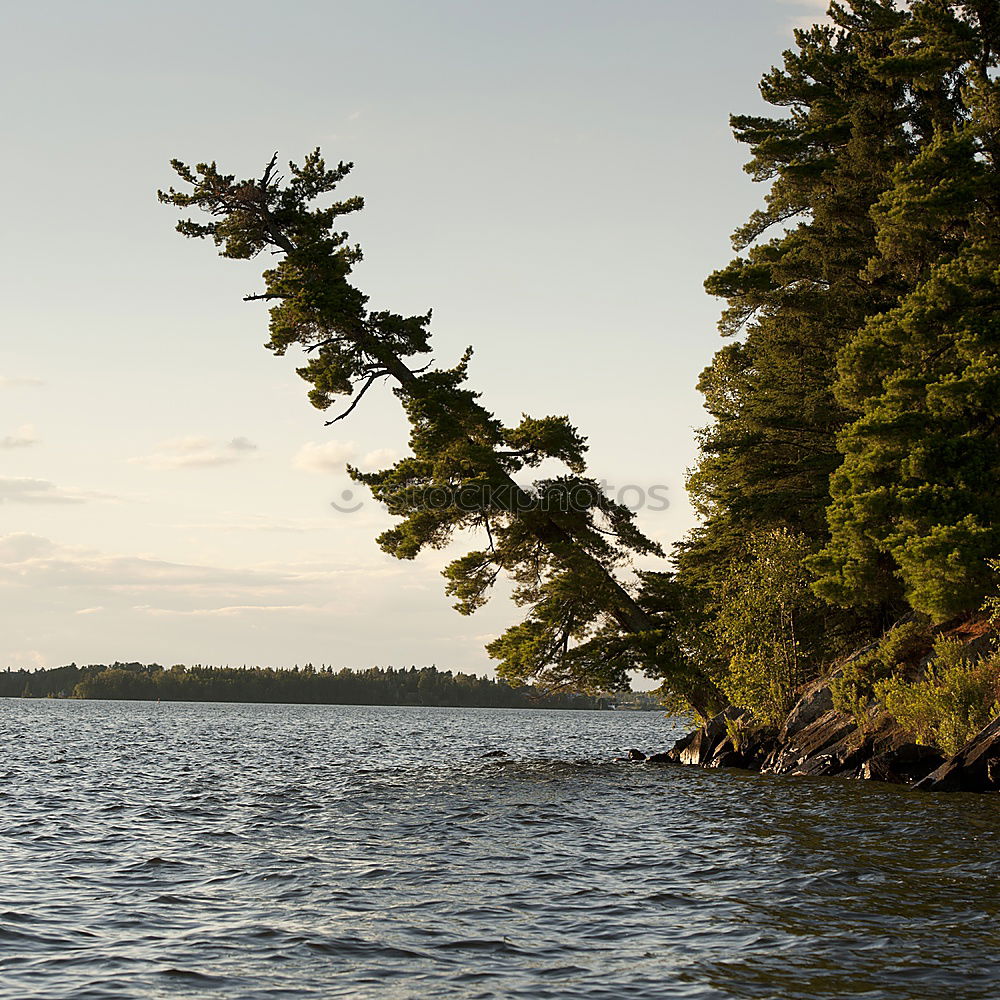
[1,662,619,709]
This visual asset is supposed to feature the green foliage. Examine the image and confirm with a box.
[813,5,1000,621]
[981,559,1000,623]
[710,530,828,725]
[830,618,933,725]
[161,149,726,715]
[0,662,601,710]
[875,638,1000,754]
[672,2,922,693]
[683,0,1000,705]
[830,653,884,728]
[814,244,1000,620]
[683,4,913,600]
[724,713,756,753]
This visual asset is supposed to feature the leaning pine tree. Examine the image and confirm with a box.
[159,153,727,717]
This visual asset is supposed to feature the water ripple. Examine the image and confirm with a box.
[0,699,997,999]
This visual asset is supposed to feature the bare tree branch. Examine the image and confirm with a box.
[324,371,386,425]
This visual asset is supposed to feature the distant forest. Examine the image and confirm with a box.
[0,662,661,710]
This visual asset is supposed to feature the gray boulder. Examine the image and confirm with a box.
[779,675,834,743]
[669,706,746,766]
[857,743,945,784]
[915,716,1000,792]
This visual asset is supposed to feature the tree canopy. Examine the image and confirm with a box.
[671,0,1000,717]
[160,153,725,716]
[162,0,1000,724]
[0,662,605,709]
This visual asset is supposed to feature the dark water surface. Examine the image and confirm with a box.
[1,700,997,1000]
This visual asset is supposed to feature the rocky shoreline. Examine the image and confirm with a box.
[628,670,1000,793]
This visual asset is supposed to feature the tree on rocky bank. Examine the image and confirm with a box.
[161,0,1000,728]
[671,0,1000,716]
[159,154,726,717]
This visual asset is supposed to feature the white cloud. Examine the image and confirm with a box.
[776,0,832,29]
[0,533,57,561]
[132,435,259,470]
[0,376,43,388]
[0,477,112,505]
[0,532,427,665]
[0,533,290,590]
[167,513,323,534]
[0,532,403,603]
[139,603,322,618]
[0,532,508,674]
[359,448,398,470]
[293,440,357,474]
[4,649,46,669]
[1,424,39,449]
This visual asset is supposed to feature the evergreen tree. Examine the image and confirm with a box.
[158,1,1000,724]
[670,1,916,679]
[814,1,1000,620]
[160,154,726,715]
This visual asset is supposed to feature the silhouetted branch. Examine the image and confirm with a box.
[324,371,386,425]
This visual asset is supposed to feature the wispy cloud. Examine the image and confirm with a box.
[292,442,399,474]
[776,0,831,29]
[359,448,398,470]
[0,532,300,592]
[0,424,38,449]
[138,603,322,618]
[0,532,501,673]
[132,435,259,470]
[166,512,324,534]
[0,533,406,619]
[0,376,44,388]
[0,477,112,505]
[293,440,358,474]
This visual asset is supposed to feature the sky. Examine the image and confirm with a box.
[1,0,830,675]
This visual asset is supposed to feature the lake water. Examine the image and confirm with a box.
[1,699,998,999]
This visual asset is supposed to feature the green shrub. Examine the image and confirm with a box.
[830,619,933,727]
[724,712,756,752]
[712,530,826,726]
[982,561,1000,626]
[831,651,886,727]
[876,620,932,668]
[875,639,1000,755]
